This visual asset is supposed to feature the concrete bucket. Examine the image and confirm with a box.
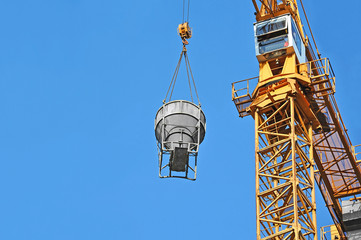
[155,100,206,179]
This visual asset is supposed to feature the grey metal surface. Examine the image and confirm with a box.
[342,200,361,238]
[347,229,361,240]
[170,147,188,172]
[155,100,206,148]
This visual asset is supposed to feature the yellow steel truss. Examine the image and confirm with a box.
[232,1,361,239]
[232,56,358,239]
[255,88,317,240]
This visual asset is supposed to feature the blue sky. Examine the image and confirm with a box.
[0,1,360,239]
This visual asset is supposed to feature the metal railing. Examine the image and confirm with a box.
[231,77,258,118]
[232,77,258,100]
[353,144,361,162]
[320,225,341,240]
[305,57,336,96]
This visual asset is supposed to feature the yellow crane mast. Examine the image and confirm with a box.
[232,0,361,239]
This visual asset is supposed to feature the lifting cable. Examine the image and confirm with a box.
[299,0,321,59]
[182,0,190,23]
[163,46,201,106]
[164,0,200,106]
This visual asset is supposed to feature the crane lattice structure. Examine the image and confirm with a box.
[232,1,361,239]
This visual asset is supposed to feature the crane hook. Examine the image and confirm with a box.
[178,22,192,45]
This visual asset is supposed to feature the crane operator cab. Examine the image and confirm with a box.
[254,14,306,64]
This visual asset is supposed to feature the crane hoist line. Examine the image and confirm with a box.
[182,0,190,25]
[178,0,192,45]
[154,0,206,181]
[163,45,200,105]
[166,0,195,103]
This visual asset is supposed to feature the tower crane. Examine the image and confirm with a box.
[232,1,361,239]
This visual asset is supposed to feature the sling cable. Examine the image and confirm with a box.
[154,0,206,180]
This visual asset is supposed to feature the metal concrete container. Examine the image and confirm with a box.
[155,100,206,149]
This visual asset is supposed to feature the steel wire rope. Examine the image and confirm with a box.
[182,0,190,23]
[163,47,201,105]
[299,0,321,59]
[168,56,182,102]
[182,0,185,23]
[165,0,197,104]
[185,52,201,105]
[164,50,183,103]
[184,51,194,103]
[187,0,190,22]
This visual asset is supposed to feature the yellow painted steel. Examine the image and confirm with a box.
[253,83,318,240]
[232,1,361,239]
[320,225,340,240]
[178,22,192,45]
